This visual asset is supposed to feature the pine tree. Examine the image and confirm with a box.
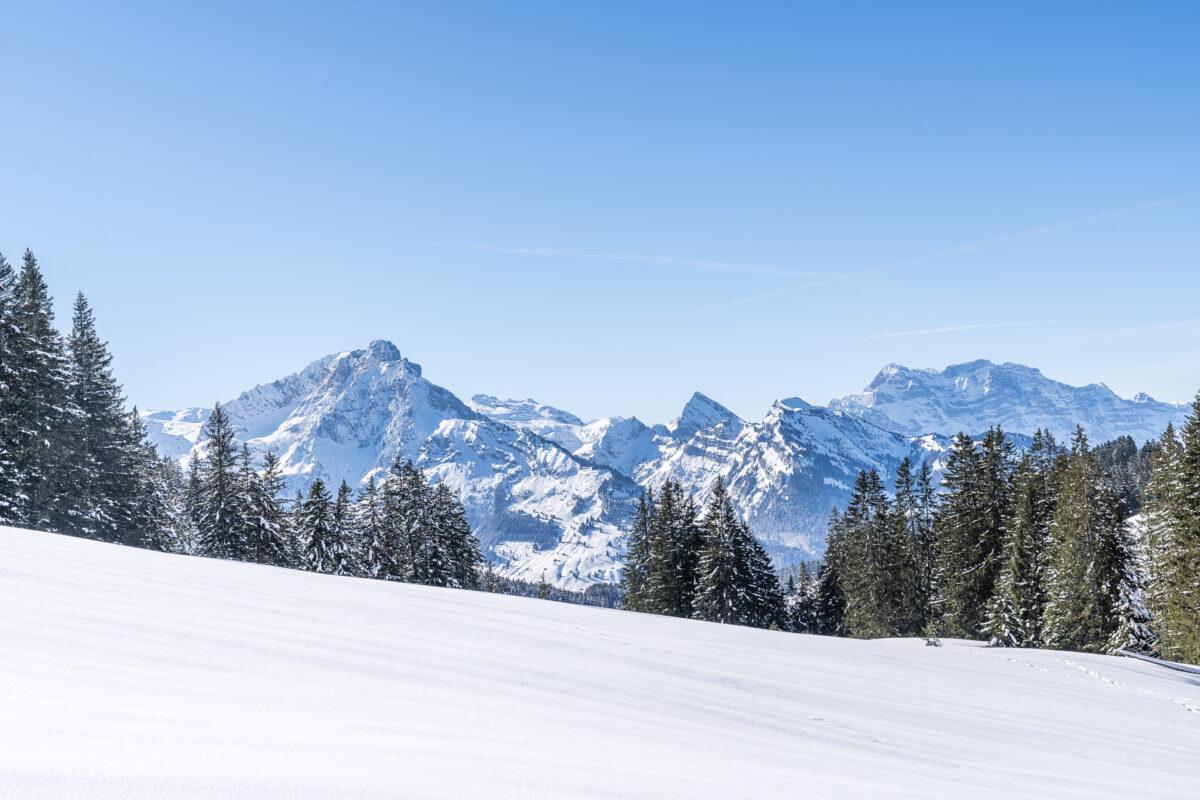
[195,403,245,560]
[243,450,291,567]
[985,430,1057,647]
[383,458,431,582]
[619,489,655,612]
[814,508,848,636]
[693,478,747,624]
[0,251,23,523]
[354,475,390,578]
[60,292,130,538]
[8,250,71,530]
[429,481,483,589]
[647,480,703,617]
[1144,399,1200,662]
[933,431,1011,639]
[301,478,350,574]
[1042,427,1125,653]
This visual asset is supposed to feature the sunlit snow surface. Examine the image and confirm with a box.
[2,527,1197,799]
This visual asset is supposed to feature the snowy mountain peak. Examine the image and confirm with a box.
[466,395,585,427]
[668,392,743,439]
[831,360,1185,443]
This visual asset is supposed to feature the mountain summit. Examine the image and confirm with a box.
[830,359,1186,443]
[143,346,1186,588]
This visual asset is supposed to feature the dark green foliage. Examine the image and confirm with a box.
[933,429,1013,639]
[620,477,784,629]
[985,430,1057,648]
[195,404,245,560]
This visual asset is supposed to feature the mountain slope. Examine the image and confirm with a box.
[3,527,1198,799]
[831,359,1187,443]
[141,345,1186,586]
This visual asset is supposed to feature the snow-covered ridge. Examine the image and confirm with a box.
[831,359,1187,443]
[3,526,1198,799]
[141,344,1183,587]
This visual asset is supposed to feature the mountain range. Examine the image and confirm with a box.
[142,341,1188,589]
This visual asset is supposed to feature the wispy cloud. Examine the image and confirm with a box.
[1082,318,1200,340]
[425,242,836,280]
[862,322,1032,340]
[867,192,1199,277]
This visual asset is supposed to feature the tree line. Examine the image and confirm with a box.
[0,248,489,593]
[788,410,1200,660]
[186,403,485,587]
[0,249,184,547]
[620,478,785,628]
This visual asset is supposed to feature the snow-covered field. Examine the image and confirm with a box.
[2,527,1197,799]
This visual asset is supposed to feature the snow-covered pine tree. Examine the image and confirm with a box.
[383,458,431,582]
[933,431,1011,639]
[328,479,359,576]
[1106,513,1158,656]
[619,489,654,612]
[894,458,934,627]
[8,250,72,530]
[195,403,246,560]
[647,480,703,618]
[429,481,483,589]
[61,292,132,538]
[354,475,390,578]
[1144,398,1200,663]
[1042,427,1124,653]
[787,564,820,633]
[692,477,746,625]
[1142,423,1187,658]
[743,523,785,629]
[300,478,349,574]
[0,251,22,524]
[814,508,848,636]
[243,450,291,567]
[984,430,1057,648]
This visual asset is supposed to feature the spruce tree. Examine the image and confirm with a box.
[814,509,848,636]
[619,490,654,612]
[61,292,130,537]
[647,480,703,617]
[429,481,483,589]
[195,403,245,559]
[1042,427,1125,653]
[0,251,23,523]
[243,450,291,567]
[9,250,71,530]
[933,431,1011,639]
[985,430,1056,647]
[693,478,746,624]
[301,478,351,574]
[354,475,390,578]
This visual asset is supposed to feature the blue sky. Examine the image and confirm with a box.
[2,1,1198,423]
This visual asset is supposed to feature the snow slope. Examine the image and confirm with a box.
[2,527,1197,799]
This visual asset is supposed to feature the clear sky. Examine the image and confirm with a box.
[2,1,1198,424]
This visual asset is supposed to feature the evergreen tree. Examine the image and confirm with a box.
[693,478,747,624]
[8,250,71,530]
[619,489,654,612]
[243,450,291,567]
[985,430,1057,647]
[195,403,246,560]
[0,252,23,523]
[933,431,1011,639]
[60,293,130,537]
[814,509,848,636]
[300,478,351,574]
[647,480,703,617]
[354,475,390,578]
[429,481,483,589]
[1042,427,1125,653]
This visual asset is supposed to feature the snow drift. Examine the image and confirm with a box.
[2,527,1197,798]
